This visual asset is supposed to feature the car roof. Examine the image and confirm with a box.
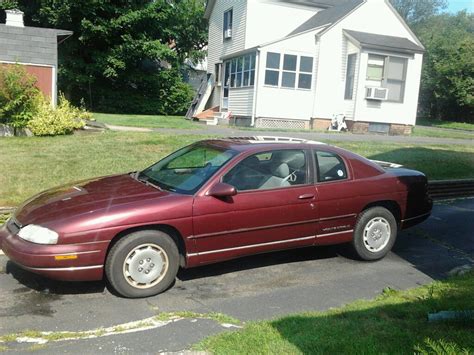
[201,136,328,152]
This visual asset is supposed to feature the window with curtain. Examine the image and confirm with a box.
[367,54,408,103]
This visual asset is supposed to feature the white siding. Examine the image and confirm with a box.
[245,1,319,48]
[229,87,254,116]
[341,40,360,120]
[207,0,247,107]
[207,0,247,76]
[313,0,423,126]
[256,29,323,121]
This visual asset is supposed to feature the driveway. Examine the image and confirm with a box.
[106,124,474,146]
[0,198,473,353]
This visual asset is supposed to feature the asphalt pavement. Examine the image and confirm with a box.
[0,198,473,354]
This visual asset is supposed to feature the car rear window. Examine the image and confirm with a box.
[315,151,347,182]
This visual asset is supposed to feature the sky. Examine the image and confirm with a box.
[446,0,473,13]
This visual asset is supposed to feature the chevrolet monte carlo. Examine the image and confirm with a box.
[0,137,432,298]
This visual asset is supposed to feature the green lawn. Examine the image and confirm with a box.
[417,118,474,132]
[0,132,473,206]
[412,126,474,140]
[195,272,474,354]
[92,112,198,130]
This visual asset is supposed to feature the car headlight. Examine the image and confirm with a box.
[18,224,59,245]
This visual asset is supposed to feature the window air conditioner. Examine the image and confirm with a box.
[365,87,388,101]
[224,29,232,39]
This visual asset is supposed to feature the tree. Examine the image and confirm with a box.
[13,0,207,115]
[389,0,447,25]
[416,12,474,121]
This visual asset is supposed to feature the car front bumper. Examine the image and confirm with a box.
[0,223,106,281]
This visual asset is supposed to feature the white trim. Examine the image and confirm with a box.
[52,65,57,107]
[188,235,315,257]
[316,229,354,238]
[21,264,103,272]
[0,60,54,68]
[251,49,260,126]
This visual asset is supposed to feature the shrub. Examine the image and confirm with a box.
[0,64,40,128]
[28,94,86,136]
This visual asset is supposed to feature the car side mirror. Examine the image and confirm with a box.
[208,182,237,198]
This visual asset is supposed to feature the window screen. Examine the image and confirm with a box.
[386,57,407,102]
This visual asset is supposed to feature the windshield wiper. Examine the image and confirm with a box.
[132,172,163,191]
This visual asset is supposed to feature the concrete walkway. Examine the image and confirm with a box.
[106,124,474,146]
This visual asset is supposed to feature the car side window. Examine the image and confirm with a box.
[315,151,347,182]
[223,150,307,191]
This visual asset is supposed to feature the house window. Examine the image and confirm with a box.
[223,9,233,40]
[227,53,256,88]
[298,56,313,89]
[264,52,313,89]
[265,52,280,86]
[215,63,222,85]
[344,53,357,100]
[367,55,385,81]
[385,57,407,102]
[282,54,297,88]
[367,54,408,102]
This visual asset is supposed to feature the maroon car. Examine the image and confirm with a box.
[0,137,432,298]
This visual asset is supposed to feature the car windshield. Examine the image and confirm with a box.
[138,143,238,195]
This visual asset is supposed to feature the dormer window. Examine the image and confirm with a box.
[223,9,233,40]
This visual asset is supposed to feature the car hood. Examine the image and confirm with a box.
[14,174,181,231]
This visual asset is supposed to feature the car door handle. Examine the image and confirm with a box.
[298,194,315,200]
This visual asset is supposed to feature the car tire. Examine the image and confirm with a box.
[352,207,397,261]
[105,230,179,298]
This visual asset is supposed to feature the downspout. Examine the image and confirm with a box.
[311,35,322,123]
[251,49,261,127]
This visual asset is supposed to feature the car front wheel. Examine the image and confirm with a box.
[105,230,179,298]
[352,207,397,261]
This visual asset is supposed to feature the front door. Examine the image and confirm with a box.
[222,61,230,110]
[192,149,318,264]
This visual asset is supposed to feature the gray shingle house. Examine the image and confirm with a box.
[0,9,72,105]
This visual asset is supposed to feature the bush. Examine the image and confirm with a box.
[0,64,40,128]
[28,94,86,136]
[90,70,195,115]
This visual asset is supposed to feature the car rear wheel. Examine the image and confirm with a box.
[105,230,179,298]
[352,207,397,261]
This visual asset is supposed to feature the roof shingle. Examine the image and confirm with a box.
[287,0,363,36]
[344,29,424,53]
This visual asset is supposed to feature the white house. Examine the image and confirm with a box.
[191,0,424,135]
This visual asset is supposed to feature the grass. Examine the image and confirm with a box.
[195,272,474,354]
[154,311,241,325]
[0,214,9,224]
[0,132,473,206]
[412,126,474,140]
[417,118,474,132]
[92,112,198,130]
